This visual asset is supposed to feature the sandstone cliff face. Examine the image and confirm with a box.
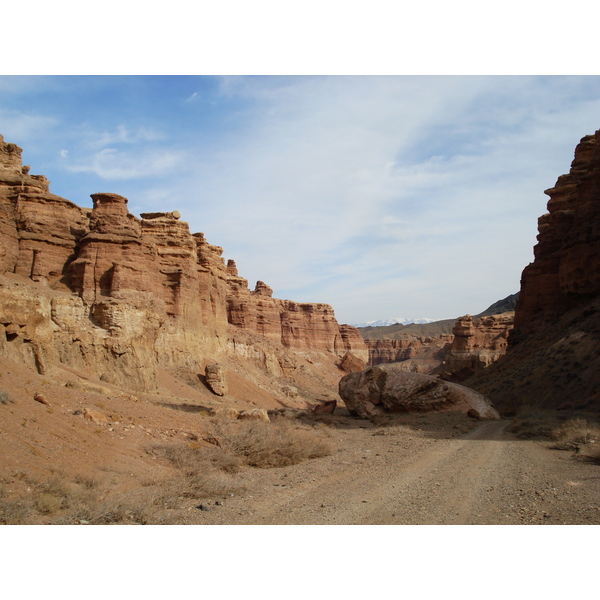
[468,131,600,412]
[365,335,452,369]
[513,132,600,338]
[0,134,366,395]
[442,312,514,376]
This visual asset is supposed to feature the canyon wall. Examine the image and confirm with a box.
[468,130,600,412]
[0,134,366,395]
[440,312,514,379]
[365,335,452,371]
[364,313,513,377]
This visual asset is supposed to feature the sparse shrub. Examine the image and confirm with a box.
[149,444,243,499]
[550,418,600,451]
[34,492,64,514]
[0,499,32,524]
[507,407,558,439]
[216,419,332,468]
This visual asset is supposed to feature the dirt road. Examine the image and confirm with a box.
[195,415,600,525]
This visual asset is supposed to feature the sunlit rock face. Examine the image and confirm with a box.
[0,133,367,392]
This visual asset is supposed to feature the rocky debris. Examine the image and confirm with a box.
[238,408,270,422]
[467,408,481,420]
[205,363,227,396]
[33,393,50,406]
[82,408,109,424]
[339,364,500,419]
[338,351,366,373]
[212,407,240,419]
[312,399,337,415]
[0,389,8,404]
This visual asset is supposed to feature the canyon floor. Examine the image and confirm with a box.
[2,348,599,526]
[189,415,600,526]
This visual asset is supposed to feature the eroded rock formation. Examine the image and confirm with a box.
[441,312,514,378]
[365,335,452,370]
[513,132,600,337]
[0,134,367,395]
[468,130,600,412]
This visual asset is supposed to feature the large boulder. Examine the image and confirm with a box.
[338,364,500,419]
[205,363,227,396]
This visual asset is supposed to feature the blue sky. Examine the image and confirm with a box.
[2,75,600,324]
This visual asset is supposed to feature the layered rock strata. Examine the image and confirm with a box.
[441,312,514,377]
[469,130,600,412]
[365,335,452,369]
[513,132,600,338]
[0,134,366,393]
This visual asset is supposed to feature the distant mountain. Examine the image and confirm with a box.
[350,317,435,328]
[356,293,519,340]
[475,293,519,317]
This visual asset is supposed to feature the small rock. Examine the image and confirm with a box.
[196,504,210,511]
[34,393,50,406]
[215,501,223,506]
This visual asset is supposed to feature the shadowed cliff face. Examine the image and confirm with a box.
[513,132,600,339]
[0,134,366,394]
[469,130,600,413]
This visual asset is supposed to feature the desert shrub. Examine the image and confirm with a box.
[507,407,558,439]
[149,444,243,499]
[550,418,600,451]
[0,499,32,524]
[216,419,332,468]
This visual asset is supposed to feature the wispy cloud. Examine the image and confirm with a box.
[64,147,184,180]
[2,76,600,323]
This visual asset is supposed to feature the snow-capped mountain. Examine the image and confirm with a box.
[351,317,436,328]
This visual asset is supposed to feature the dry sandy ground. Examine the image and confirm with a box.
[1,353,599,525]
[190,414,600,525]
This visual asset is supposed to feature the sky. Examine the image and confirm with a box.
[2,75,600,324]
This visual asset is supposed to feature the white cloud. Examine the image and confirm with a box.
[168,76,600,322]
[64,147,184,180]
[3,76,600,324]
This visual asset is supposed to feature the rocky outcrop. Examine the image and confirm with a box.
[365,335,452,370]
[0,133,366,394]
[338,351,366,373]
[205,363,227,396]
[338,364,500,419]
[468,130,600,412]
[513,132,600,338]
[441,312,514,378]
[0,135,89,286]
[226,271,368,360]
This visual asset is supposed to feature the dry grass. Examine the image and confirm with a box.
[550,418,600,451]
[213,418,332,468]
[1,412,334,525]
[507,407,559,439]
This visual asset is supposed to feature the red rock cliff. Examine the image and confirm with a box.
[468,130,600,412]
[0,134,367,390]
[513,131,600,339]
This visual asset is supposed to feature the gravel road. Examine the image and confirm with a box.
[194,414,600,525]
